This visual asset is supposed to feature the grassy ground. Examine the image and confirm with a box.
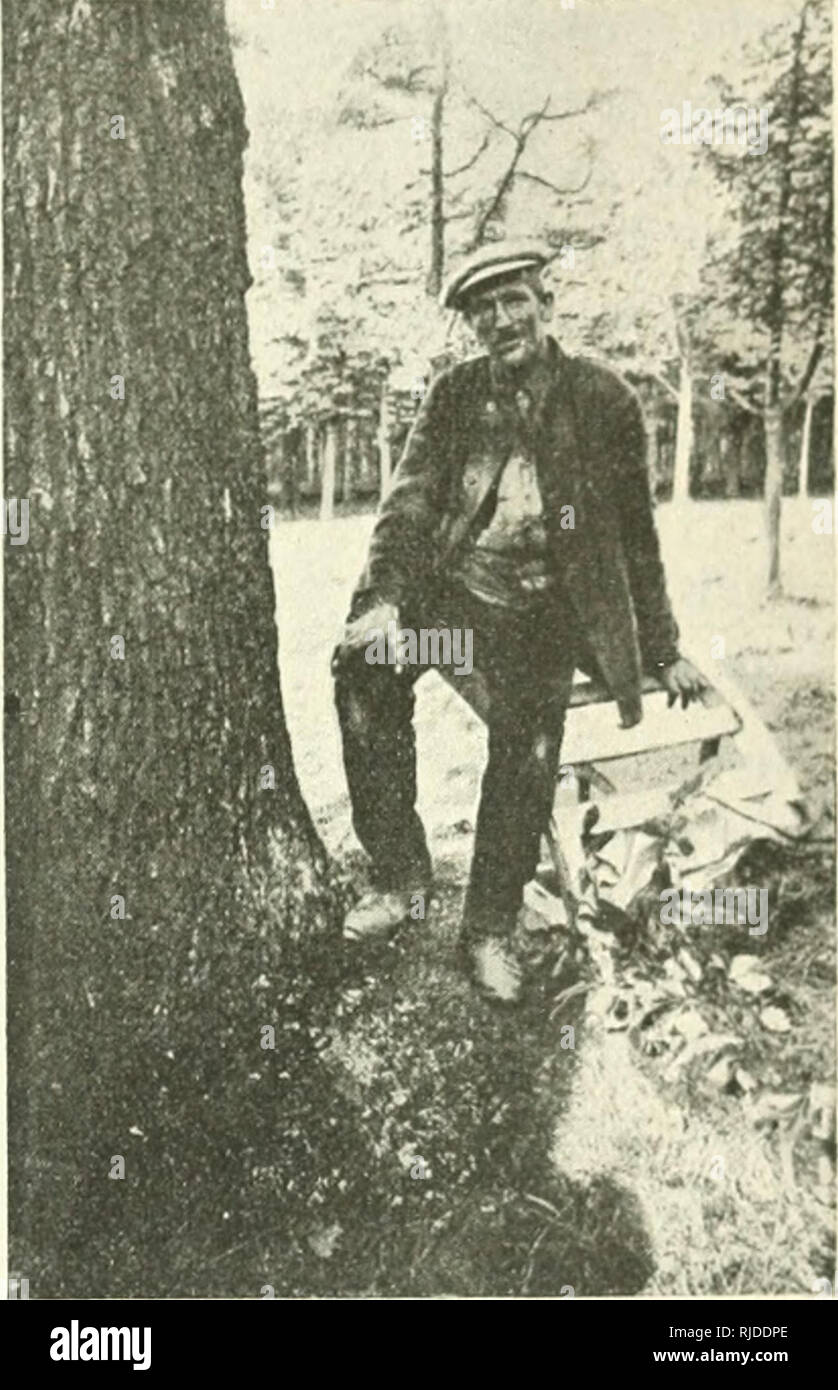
[12,500,832,1298]
[268,497,835,1297]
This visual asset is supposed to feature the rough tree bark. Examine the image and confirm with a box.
[4,0,337,1294]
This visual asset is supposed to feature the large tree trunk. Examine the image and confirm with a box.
[4,0,338,1295]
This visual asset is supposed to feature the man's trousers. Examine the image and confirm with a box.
[333,578,577,941]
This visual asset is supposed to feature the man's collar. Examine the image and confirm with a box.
[487,338,564,440]
[488,335,562,398]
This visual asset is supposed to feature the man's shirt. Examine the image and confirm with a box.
[453,374,555,609]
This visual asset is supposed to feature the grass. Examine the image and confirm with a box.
[266,498,834,1298]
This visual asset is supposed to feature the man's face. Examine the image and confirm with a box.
[462,274,553,369]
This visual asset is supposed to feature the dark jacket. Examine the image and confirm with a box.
[351,337,680,727]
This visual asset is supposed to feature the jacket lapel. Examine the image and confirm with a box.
[440,359,517,557]
[530,341,592,547]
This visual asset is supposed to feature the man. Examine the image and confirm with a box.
[332,242,705,1002]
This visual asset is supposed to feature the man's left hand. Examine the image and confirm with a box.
[661,658,709,710]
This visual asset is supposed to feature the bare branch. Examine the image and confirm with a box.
[725,383,761,416]
[361,61,434,95]
[518,95,553,136]
[466,88,603,246]
[469,106,546,245]
[465,93,517,139]
[537,89,617,121]
[355,273,416,292]
[649,372,680,403]
[472,156,521,245]
[339,107,418,130]
[443,129,492,178]
[517,164,593,197]
[785,312,827,411]
[362,115,400,128]
[404,63,435,90]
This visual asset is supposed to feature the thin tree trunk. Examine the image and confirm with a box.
[644,397,662,492]
[798,393,815,497]
[425,1,449,298]
[358,414,375,492]
[343,413,357,502]
[378,378,393,500]
[305,421,319,488]
[721,427,740,498]
[764,404,785,598]
[427,83,446,298]
[285,426,299,516]
[703,413,723,496]
[4,0,334,1294]
[320,417,338,520]
[760,7,807,597]
[671,365,693,502]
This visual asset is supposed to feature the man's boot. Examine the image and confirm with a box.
[343,881,431,944]
[462,935,523,1003]
[458,905,524,1002]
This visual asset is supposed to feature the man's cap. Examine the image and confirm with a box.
[440,242,550,311]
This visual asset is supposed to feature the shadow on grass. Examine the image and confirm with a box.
[11,877,654,1299]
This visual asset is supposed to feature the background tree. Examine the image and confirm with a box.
[704,0,833,595]
[577,143,727,502]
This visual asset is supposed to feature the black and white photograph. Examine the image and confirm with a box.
[3,0,835,1317]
